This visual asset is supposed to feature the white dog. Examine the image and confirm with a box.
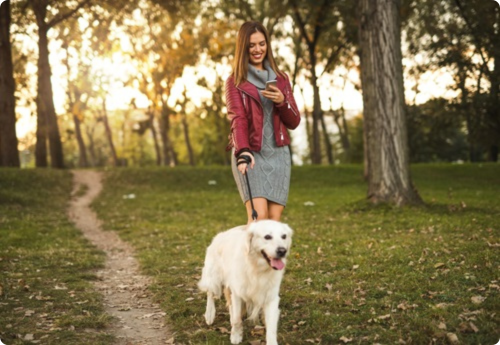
[198,220,293,345]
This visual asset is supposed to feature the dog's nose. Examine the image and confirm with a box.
[276,247,287,258]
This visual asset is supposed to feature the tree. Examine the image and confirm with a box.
[405,0,500,162]
[288,0,356,164]
[358,0,422,205]
[0,0,20,167]
[25,0,90,168]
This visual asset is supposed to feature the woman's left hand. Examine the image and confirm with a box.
[261,85,284,104]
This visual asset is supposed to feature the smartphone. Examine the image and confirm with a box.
[265,80,277,91]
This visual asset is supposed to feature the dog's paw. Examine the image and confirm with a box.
[230,331,243,344]
[204,310,215,325]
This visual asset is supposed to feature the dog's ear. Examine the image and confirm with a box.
[283,223,294,238]
[246,223,256,254]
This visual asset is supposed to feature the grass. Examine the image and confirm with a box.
[0,169,113,345]
[1,165,498,344]
[91,164,499,345]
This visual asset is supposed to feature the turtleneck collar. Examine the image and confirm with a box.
[247,59,277,90]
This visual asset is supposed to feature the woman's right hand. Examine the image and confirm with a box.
[237,152,255,175]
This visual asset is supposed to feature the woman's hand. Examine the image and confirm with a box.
[237,152,255,175]
[261,85,284,104]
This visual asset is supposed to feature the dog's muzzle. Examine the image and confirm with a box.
[261,248,287,270]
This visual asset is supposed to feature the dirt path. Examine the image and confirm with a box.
[68,170,173,345]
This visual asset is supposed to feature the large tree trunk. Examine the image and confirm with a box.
[0,1,20,167]
[34,9,64,168]
[359,0,422,206]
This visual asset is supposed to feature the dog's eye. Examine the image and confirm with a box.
[264,235,272,240]
[281,234,287,240]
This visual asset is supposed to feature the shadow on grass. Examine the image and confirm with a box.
[340,198,497,216]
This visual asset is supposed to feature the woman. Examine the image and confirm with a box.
[225,21,301,224]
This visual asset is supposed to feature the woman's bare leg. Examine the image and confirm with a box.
[245,197,268,224]
[268,201,285,222]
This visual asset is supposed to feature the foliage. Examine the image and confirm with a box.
[94,165,500,344]
[407,99,469,163]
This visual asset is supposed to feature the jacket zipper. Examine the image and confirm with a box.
[286,87,299,117]
[242,93,247,111]
[280,123,284,142]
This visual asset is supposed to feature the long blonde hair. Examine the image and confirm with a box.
[233,21,285,86]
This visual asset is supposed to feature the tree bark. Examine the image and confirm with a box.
[358,0,422,206]
[320,111,333,164]
[181,113,195,166]
[0,1,20,167]
[33,4,64,168]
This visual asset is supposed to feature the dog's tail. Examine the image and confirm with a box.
[198,251,222,298]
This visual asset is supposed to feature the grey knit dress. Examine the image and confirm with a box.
[231,63,292,206]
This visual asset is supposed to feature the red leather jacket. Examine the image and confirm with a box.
[225,73,301,156]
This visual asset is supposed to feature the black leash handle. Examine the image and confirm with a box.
[236,154,258,221]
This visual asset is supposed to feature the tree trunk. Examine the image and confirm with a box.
[101,98,119,167]
[310,51,322,164]
[85,123,97,167]
[0,1,20,167]
[181,112,195,166]
[148,109,161,166]
[159,101,176,166]
[34,10,64,168]
[358,0,422,206]
[320,113,334,164]
[73,113,89,167]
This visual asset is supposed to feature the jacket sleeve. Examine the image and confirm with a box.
[225,77,250,156]
[275,74,301,130]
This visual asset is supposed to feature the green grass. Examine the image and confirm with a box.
[0,169,113,345]
[92,164,500,345]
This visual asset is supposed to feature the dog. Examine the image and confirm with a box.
[198,220,293,345]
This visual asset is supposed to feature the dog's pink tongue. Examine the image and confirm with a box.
[271,258,285,270]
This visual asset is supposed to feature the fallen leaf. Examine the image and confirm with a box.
[218,327,230,334]
[340,336,353,343]
[251,325,265,336]
[471,296,485,304]
[304,278,312,285]
[378,314,391,320]
[185,297,194,302]
[446,332,459,344]
[438,322,447,330]
[298,320,306,326]
[352,265,359,270]
[434,263,445,269]
[24,334,34,341]
[25,310,35,317]
[165,337,175,344]
[325,283,333,292]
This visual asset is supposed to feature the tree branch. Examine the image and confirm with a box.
[453,0,489,77]
[320,43,345,77]
[290,0,312,49]
[48,0,91,28]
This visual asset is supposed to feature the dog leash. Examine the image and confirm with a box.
[236,155,258,221]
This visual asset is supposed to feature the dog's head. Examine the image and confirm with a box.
[247,220,293,271]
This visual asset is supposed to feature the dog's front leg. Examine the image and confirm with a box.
[264,297,280,345]
[229,293,243,344]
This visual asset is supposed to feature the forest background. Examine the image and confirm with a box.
[0,0,499,169]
